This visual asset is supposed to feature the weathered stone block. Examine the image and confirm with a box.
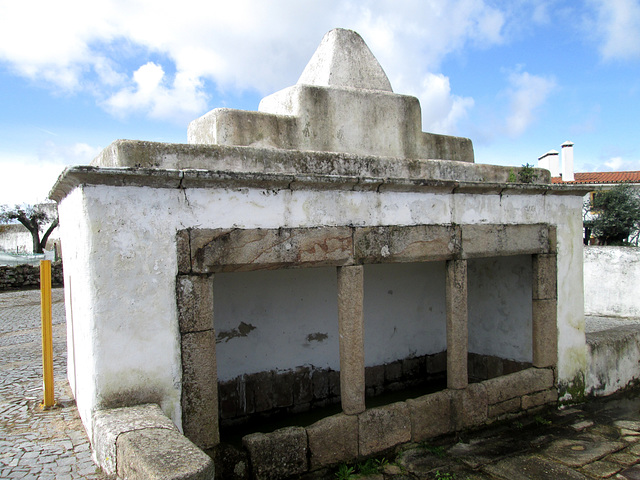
[385,360,403,383]
[358,402,411,456]
[488,397,521,419]
[328,369,341,398]
[218,379,240,420]
[293,366,313,405]
[406,390,452,442]
[181,330,219,448]
[92,404,177,477]
[354,225,455,263]
[307,413,358,469]
[483,368,555,405]
[451,383,488,430]
[337,265,365,415]
[532,299,558,368]
[468,353,488,381]
[461,224,549,259]
[176,230,192,274]
[248,371,275,413]
[176,274,214,334]
[427,351,447,375]
[243,427,308,480]
[365,364,385,388]
[312,369,329,400]
[116,427,215,480]
[211,443,249,480]
[522,389,558,410]
[548,225,558,253]
[190,227,354,273]
[273,370,294,408]
[532,254,557,300]
[403,355,426,381]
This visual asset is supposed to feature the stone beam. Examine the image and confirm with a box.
[337,265,365,415]
[177,274,219,449]
[446,259,468,390]
[532,254,558,368]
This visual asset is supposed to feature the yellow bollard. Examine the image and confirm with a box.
[40,260,55,408]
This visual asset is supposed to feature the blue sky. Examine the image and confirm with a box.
[1,0,640,204]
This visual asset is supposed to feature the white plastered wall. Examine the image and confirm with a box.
[60,184,586,437]
[584,246,640,319]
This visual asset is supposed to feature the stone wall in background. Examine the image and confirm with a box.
[0,261,63,290]
[218,351,532,429]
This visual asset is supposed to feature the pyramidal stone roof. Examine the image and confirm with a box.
[297,28,393,92]
[186,28,475,162]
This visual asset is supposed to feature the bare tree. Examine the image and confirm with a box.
[0,203,59,254]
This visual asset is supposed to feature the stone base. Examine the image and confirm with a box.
[236,367,557,478]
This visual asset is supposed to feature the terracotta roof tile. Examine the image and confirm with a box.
[551,171,640,185]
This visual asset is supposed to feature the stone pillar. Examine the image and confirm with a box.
[532,254,558,367]
[176,274,219,449]
[337,265,366,415]
[446,259,468,390]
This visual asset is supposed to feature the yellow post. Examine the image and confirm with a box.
[40,260,55,408]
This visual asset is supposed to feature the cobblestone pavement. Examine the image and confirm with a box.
[0,288,107,480]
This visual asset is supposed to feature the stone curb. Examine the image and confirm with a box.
[92,403,214,479]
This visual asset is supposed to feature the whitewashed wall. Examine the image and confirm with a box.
[584,246,640,319]
[59,183,585,436]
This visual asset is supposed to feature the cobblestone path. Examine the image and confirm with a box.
[0,288,107,480]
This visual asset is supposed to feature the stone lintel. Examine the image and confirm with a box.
[354,225,457,263]
[181,330,219,449]
[188,227,354,273]
[446,259,468,390]
[337,265,366,415]
[461,224,551,259]
[179,224,556,275]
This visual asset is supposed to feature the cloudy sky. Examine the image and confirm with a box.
[1,0,639,204]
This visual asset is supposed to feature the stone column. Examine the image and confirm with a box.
[176,274,219,449]
[532,254,558,367]
[446,259,468,390]
[337,265,366,415]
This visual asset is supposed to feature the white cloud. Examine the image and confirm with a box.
[504,71,556,137]
[417,73,475,134]
[604,156,640,171]
[0,142,103,205]
[589,0,640,60]
[103,63,208,121]
[0,0,507,129]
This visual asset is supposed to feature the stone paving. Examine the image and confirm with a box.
[0,288,107,480]
[347,388,640,480]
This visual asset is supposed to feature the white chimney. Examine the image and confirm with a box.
[561,141,574,181]
[538,150,560,177]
